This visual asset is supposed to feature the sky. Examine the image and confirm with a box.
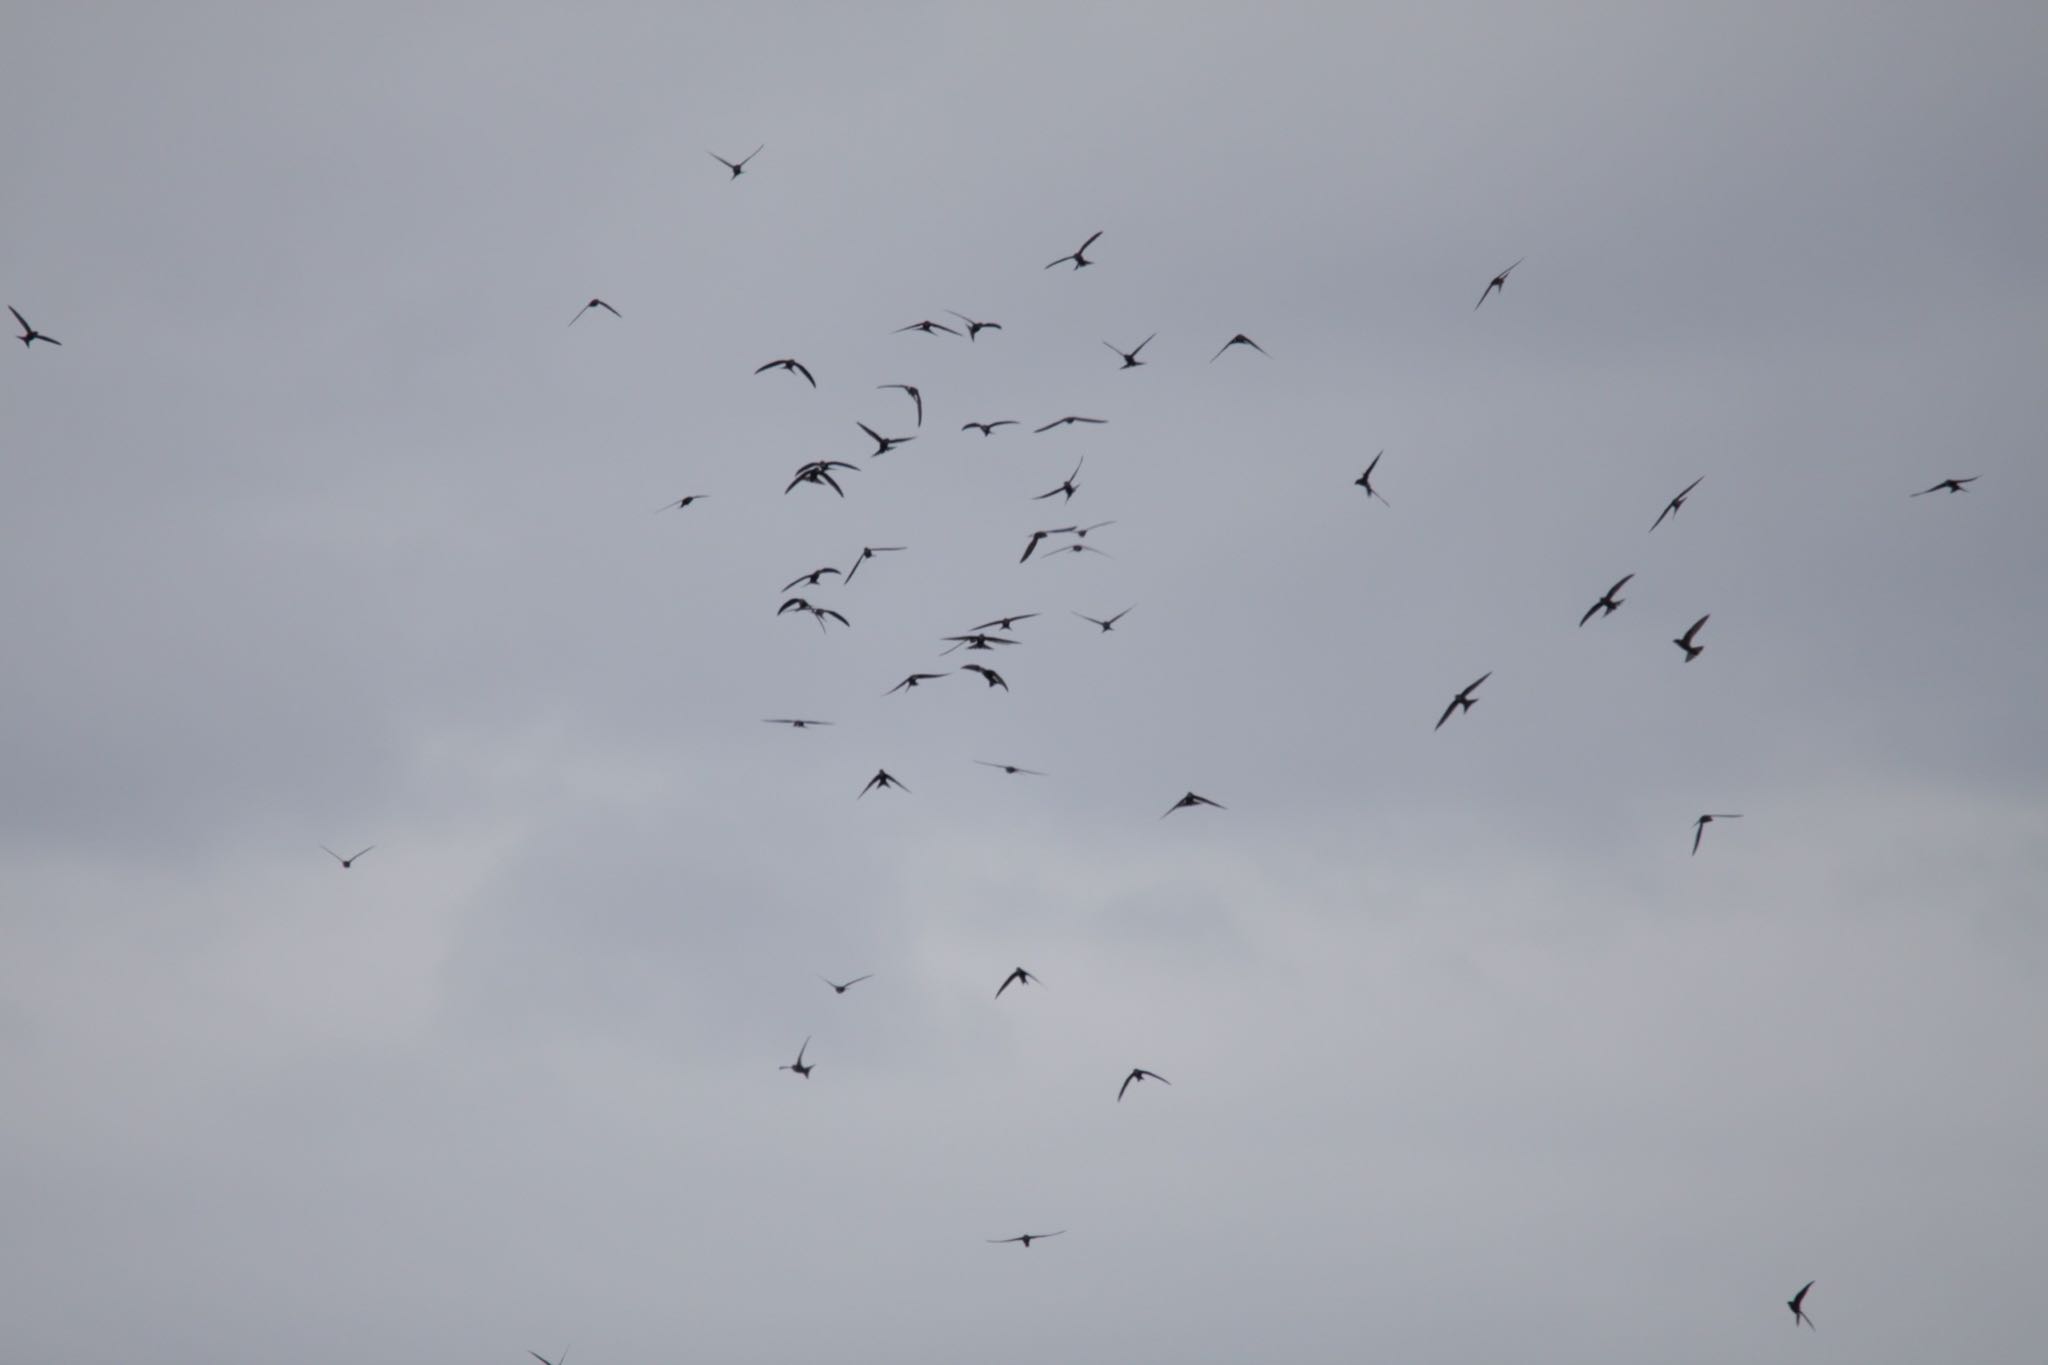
[3,3,2045,1362]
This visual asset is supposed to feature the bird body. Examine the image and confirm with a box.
[1912,477,1977,496]
[1787,1281,1815,1330]
[1578,573,1634,627]
[1690,813,1742,855]
[780,1036,813,1077]
[1106,333,1155,368]
[1673,614,1709,661]
[995,966,1039,998]
[859,769,908,797]
[1118,1068,1170,1101]
[1474,257,1525,309]
[1436,672,1491,730]
[1650,476,1703,530]
[1354,451,1390,504]
[321,844,374,869]
[756,357,817,386]
[1210,333,1268,361]
[989,1231,1064,1246]
[1163,792,1224,817]
[821,974,873,994]
[710,145,763,178]
[10,306,59,347]
[1046,230,1102,269]
[568,298,620,326]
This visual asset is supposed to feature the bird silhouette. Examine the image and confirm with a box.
[1787,1281,1815,1330]
[947,310,1002,340]
[961,663,1009,690]
[1354,451,1390,504]
[1105,334,1156,368]
[1039,543,1113,561]
[989,1231,1064,1246]
[1673,614,1710,661]
[1690,813,1742,855]
[1650,476,1703,530]
[1162,792,1224,817]
[1436,673,1491,730]
[858,422,915,457]
[779,1036,813,1078]
[763,718,832,729]
[1034,460,1083,502]
[895,319,962,337]
[939,632,1018,654]
[962,420,1019,436]
[782,567,843,591]
[995,966,1040,998]
[9,306,59,348]
[786,460,859,497]
[568,298,620,326]
[530,1347,567,1365]
[976,760,1046,776]
[878,383,923,426]
[1019,527,1075,562]
[709,145,763,179]
[820,974,873,994]
[1912,477,1978,496]
[657,495,709,512]
[1074,606,1133,632]
[755,357,816,387]
[1046,230,1103,270]
[970,613,1040,632]
[1034,415,1106,434]
[1578,574,1634,626]
[321,845,374,870]
[1118,1068,1170,1101]
[844,545,906,584]
[887,673,948,695]
[1474,257,1525,309]
[778,597,850,632]
[859,769,909,798]
[1211,333,1269,361]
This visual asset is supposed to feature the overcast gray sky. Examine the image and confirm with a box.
[3,3,2045,1362]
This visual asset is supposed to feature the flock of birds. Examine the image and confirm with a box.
[11,136,1989,1350]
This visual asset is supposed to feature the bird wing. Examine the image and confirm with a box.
[1467,672,1492,693]
[1609,574,1635,596]
[350,846,375,862]
[321,846,344,863]
[1579,601,1602,628]
[1685,614,1709,640]
[1079,231,1103,252]
[597,300,620,316]
[1691,824,1704,855]
[1118,1072,1136,1101]
[845,974,873,987]
[1435,697,1459,731]
[708,151,736,169]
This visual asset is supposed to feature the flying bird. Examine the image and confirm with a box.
[1039,542,1113,561]
[961,663,1009,690]
[1354,451,1390,505]
[878,383,923,426]
[988,1232,1064,1247]
[1787,1281,1815,1330]
[1649,476,1703,531]
[1210,333,1269,361]
[779,1036,813,1078]
[778,597,850,632]
[786,460,859,497]
[321,845,374,870]
[1162,792,1225,817]
[995,966,1040,998]
[895,319,962,337]
[9,306,59,347]
[962,420,1019,436]
[568,298,620,326]
[844,545,906,584]
[1034,460,1083,502]
[1578,574,1634,627]
[1474,257,1525,310]
[530,1348,567,1365]
[946,310,1002,340]
[859,769,909,798]
[755,357,816,387]
[710,144,763,178]
[782,567,842,591]
[970,613,1039,632]
[763,718,832,729]
[858,422,915,457]
[1074,606,1133,633]
[1435,673,1491,731]
[1912,476,1978,496]
[1690,813,1742,856]
[820,974,873,995]
[1673,614,1710,662]
[940,632,1018,654]
[1034,415,1106,433]
[1069,520,1116,538]
[1046,230,1103,270]
[656,495,708,512]
[1019,527,1075,562]
[1118,1068,1170,1101]
[975,760,1045,776]
[1105,333,1156,369]
[887,673,948,694]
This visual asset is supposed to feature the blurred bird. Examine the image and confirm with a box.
[1046,230,1103,270]
[1578,574,1633,626]
[1435,673,1490,730]
[1787,1281,1815,1330]
[1673,614,1710,662]
[321,845,374,870]
[995,966,1040,998]
[568,298,620,326]
[10,306,59,347]
[1650,476,1703,530]
[710,145,763,179]
[1162,792,1225,817]
[1690,813,1742,855]
[1912,477,1977,496]
[1474,257,1525,309]
[755,357,816,387]
[1211,333,1268,361]
[779,1036,813,1078]
[1118,1068,1170,1101]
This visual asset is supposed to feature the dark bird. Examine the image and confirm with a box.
[1020,527,1075,562]
[858,421,915,457]
[1435,673,1491,731]
[1075,606,1133,633]
[1034,460,1083,502]
[947,310,1002,341]
[1046,230,1103,270]
[1034,415,1106,434]
[878,383,923,426]
[989,1231,1064,1247]
[779,1036,813,1078]
[844,545,906,584]
[895,319,962,337]
[1690,813,1742,856]
[1673,614,1709,662]
[859,769,909,798]
[710,144,763,179]
[1040,542,1113,561]
[1070,520,1116,538]
[778,597,850,632]
[530,1348,567,1365]
[321,845,374,870]
[1474,257,1525,310]
[887,673,947,694]
[1162,792,1225,817]
[1787,1282,1815,1330]
[970,613,1039,632]
[962,420,1019,436]
[1105,333,1155,369]
[786,460,859,497]
[10,306,59,348]
[940,632,1018,654]
[782,567,843,591]
[657,495,709,512]
[1578,573,1634,627]
[961,663,1009,690]
[568,298,621,326]
[1354,451,1390,505]
[995,966,1039,999]
[763,718,832,729]
[755,357,816,387]
[1118,1068,1170,1101]
[1912,476,1978,496]
[1649,476,1703,531]
[976,760,1045,776]
[821,974,873,995]
[1210,333,1269,361]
